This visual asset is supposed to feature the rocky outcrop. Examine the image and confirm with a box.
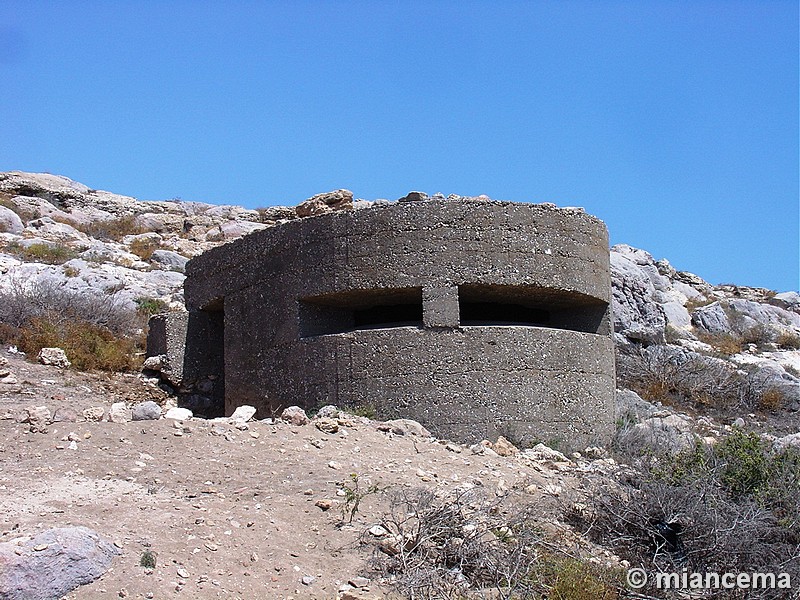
[295,189,354,217]
[0,171,302,313]
[692,299,800,341]
[610,245,711,343]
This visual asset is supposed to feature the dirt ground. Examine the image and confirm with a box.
[0,352,591,600]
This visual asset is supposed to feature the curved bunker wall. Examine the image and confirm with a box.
[182,200,615,449]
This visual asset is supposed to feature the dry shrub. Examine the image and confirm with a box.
[572,431,800,599]
[365,488,623,600]
[16,317,142,371]
[0,277,144,372]
[759,387,786,412]
[616,344,792,414]
[776,329,800,350]
[76,215,143,241]
[697,331,745,355]
[128,237,160,260]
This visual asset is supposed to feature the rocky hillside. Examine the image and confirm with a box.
[1,171,797,414]
[0,171,798,599]
[1,171,798,402]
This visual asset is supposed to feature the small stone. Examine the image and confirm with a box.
[164,407,193,421]
[0,373,18,385]
[314,499,333,511]
[52,407,78,423]
[301,575,316,586]
[68,441,78,451]
[131,401,162,421]
[315,418,339,434]
[327,461,341,470]
[83,406,106,422]
[141,355,163,371]
[544,484,562,496]
[493,436,519,457]
[229,405,257,423]
[367,525,388,537]
[108,402,131,424]
[19,406,52,433]
[177,568,190,579]
[349,576,371,588]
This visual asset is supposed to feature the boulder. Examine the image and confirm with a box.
[37,347,71,369]
[617,414,696,455]
[771,291,800,314]
[0,526,119,600]
[616,388,660,424]
[131,401,162,421]
[18,406,52,433]
[24,217,89,244]
[397,191,429,203]
[379,418,432,438]
[295,189,353,217]
[0,205,24,234]
[281,406,309,426]
[315,405,340,419]
[149,249,188,273]
[523,443,570,464]
[204,220,267,242]
[610,246,668,343]
[692,299,800,341]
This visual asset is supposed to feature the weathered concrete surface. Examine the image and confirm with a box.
[164,199,614,449]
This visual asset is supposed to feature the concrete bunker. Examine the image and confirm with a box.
[151,199,615,450]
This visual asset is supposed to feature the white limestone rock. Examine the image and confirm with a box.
[0,206,24,234]
[38,347,71,369]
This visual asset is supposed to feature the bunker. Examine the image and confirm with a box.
[148,198,615,449]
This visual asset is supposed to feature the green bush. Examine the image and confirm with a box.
[575,429,800,598]
[529,554,621,600]
[135,297,169,317]
[6,242,78,265]
[139,549,156,569]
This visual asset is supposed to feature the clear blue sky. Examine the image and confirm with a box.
[1,1,797,291]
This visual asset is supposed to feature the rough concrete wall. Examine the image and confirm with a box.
[181,199,614,449]
[146,311,225,416]
[146,313,188,384]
